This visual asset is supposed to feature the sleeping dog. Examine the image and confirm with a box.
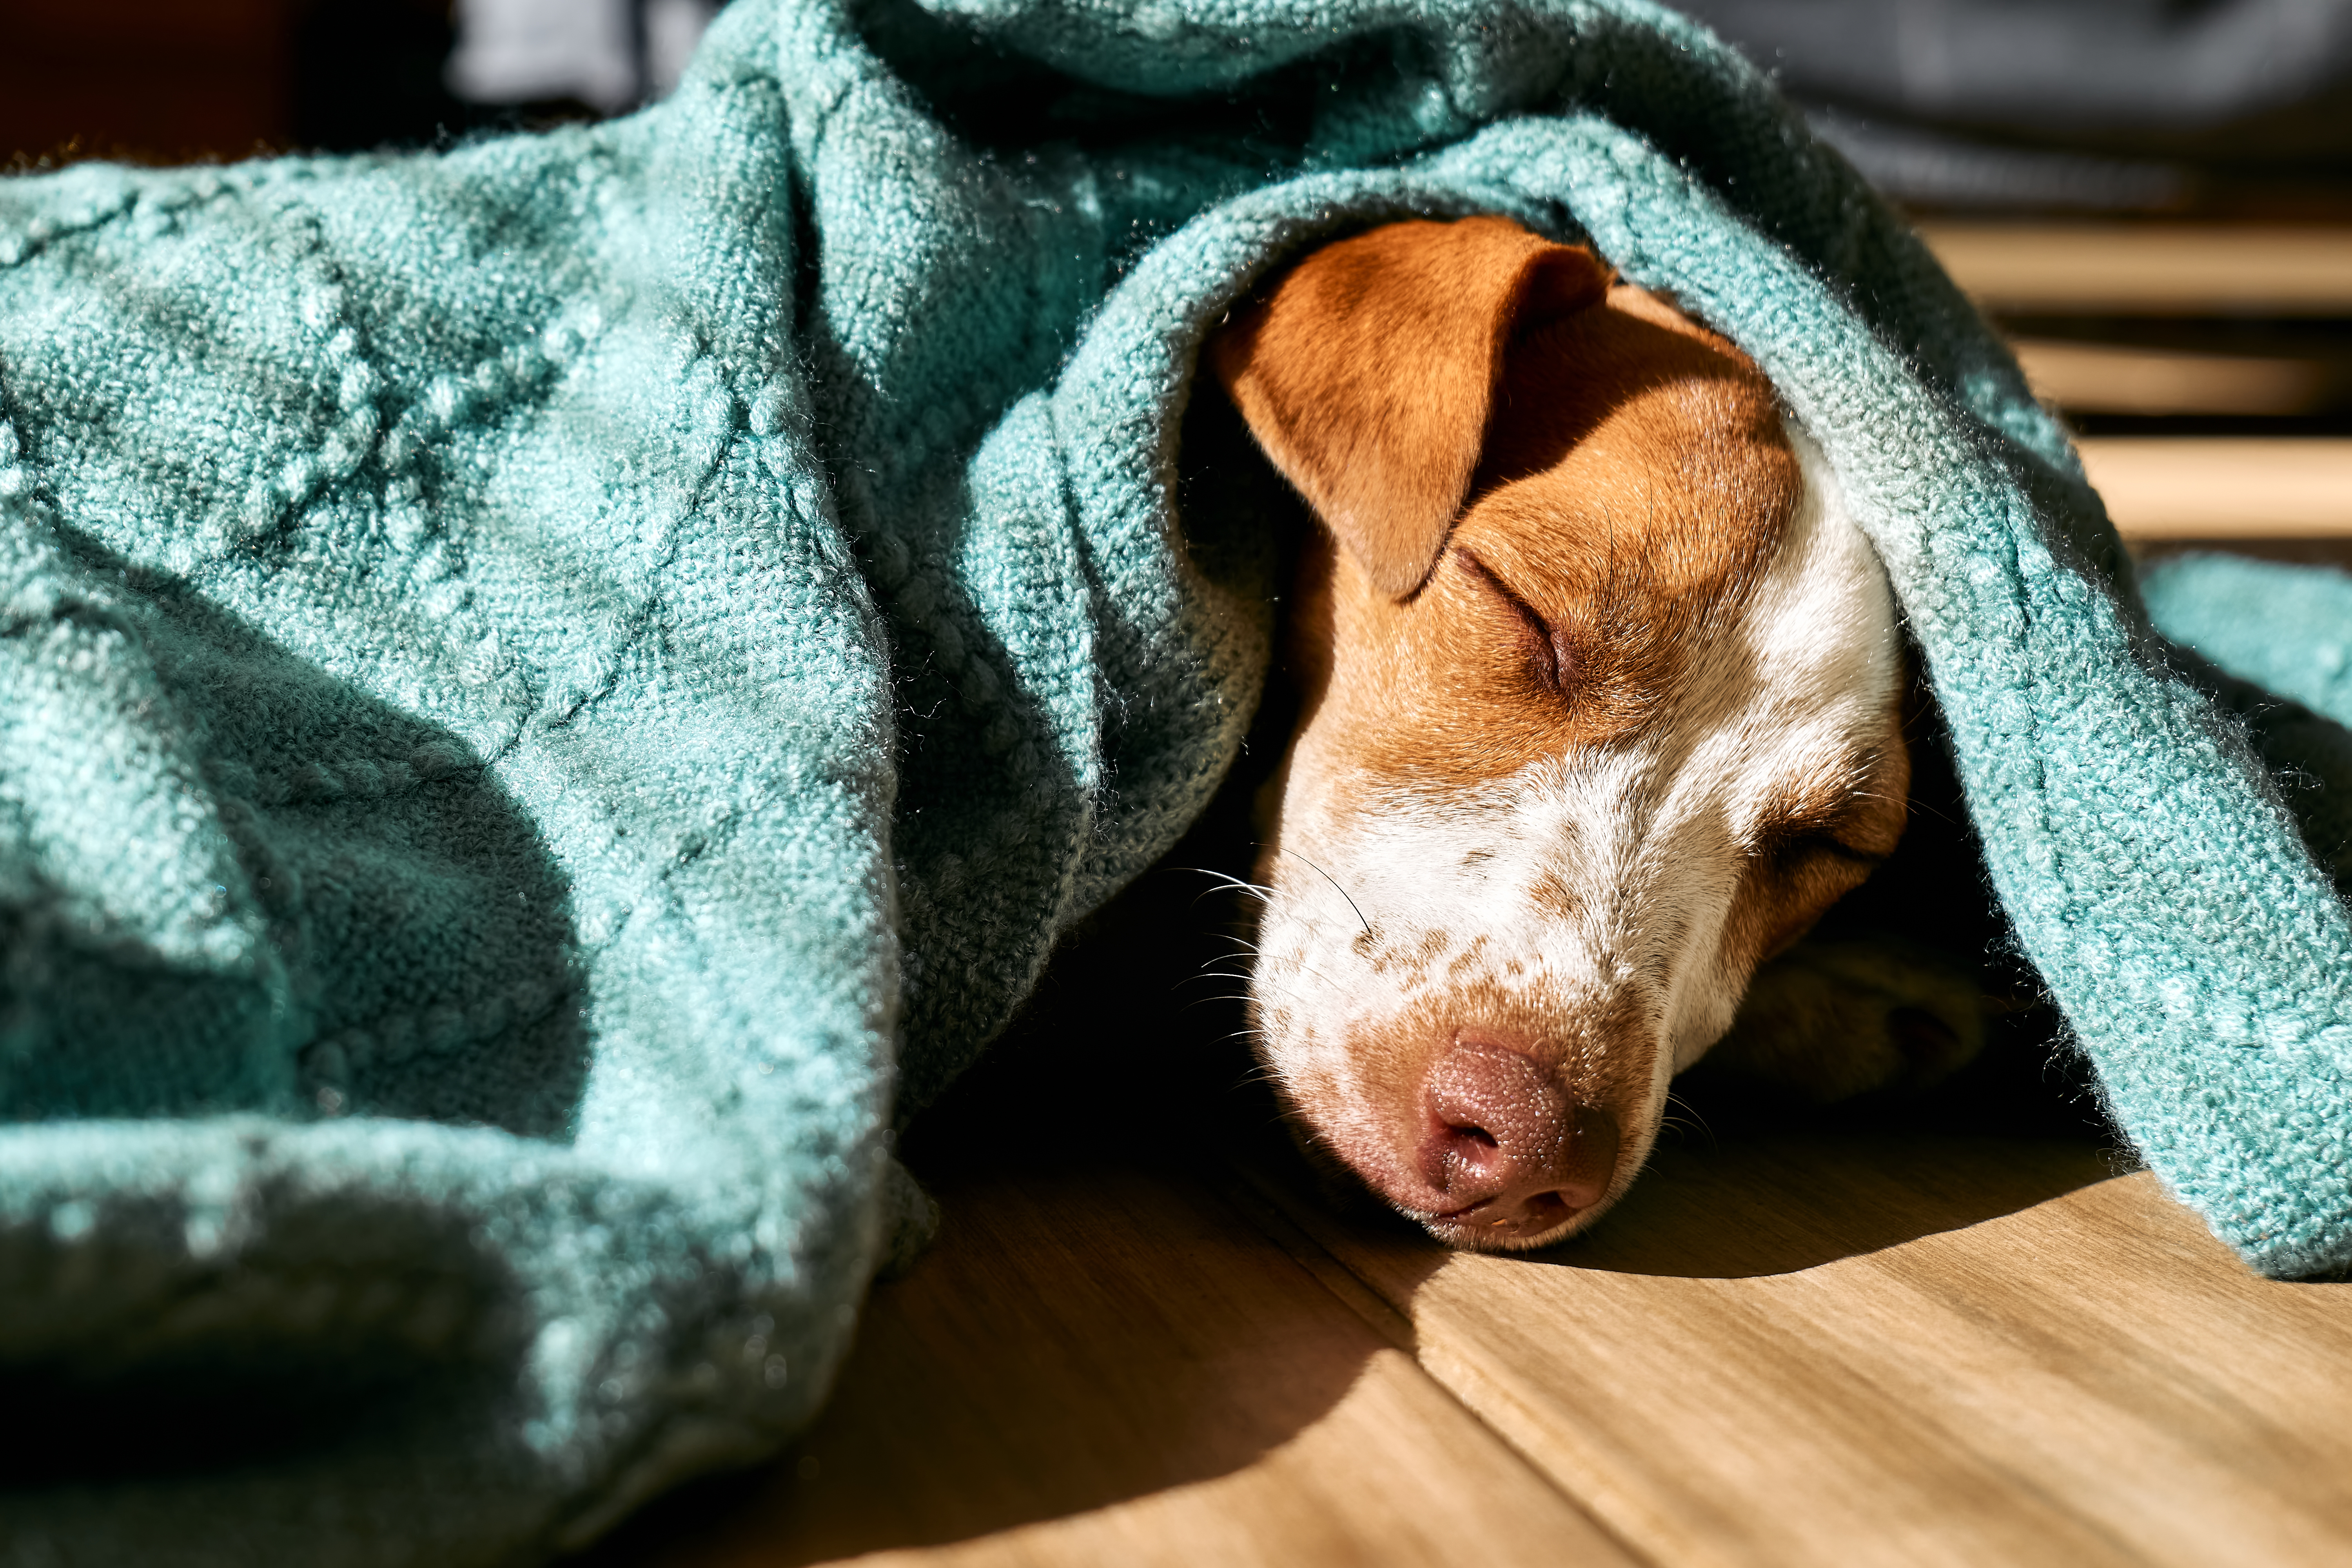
[1207,215,1971,1250]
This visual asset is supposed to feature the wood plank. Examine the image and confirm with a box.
[2010,339,2338,419]
[1238,1133,2352,1568]
[1919,224,2352,316]
[2078,438,2352,539]
[574,1157,1634,1568]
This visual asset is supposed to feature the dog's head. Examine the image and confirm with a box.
[1209,216,1908,1249]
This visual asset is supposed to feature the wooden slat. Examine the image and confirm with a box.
[2077,438,2352,539]
[2011,339,2337,419]
[1920,224,2352,316]
[1239,1134,2352,1568]
[577,1158,1633,1568]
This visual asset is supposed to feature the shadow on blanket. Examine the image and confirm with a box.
[0,528,584,1486]
[1,523,590,1127]
[0,1200,524,1488]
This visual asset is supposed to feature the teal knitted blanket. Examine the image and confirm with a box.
[4,0,2349,1560]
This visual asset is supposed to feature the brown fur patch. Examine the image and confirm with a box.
[1212,216,1612,595]
[1277,278,1800,800]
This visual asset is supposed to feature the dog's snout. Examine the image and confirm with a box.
[1422,1035,1620,1238]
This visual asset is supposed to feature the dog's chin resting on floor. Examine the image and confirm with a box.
[1205,215,1991,1252]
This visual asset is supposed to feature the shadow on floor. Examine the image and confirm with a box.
[1580,1005,2125,1279]
[570,837,1386,1566]
[588,1158,1388,1565]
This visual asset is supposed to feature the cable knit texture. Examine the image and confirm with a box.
[2,0,2348,1561]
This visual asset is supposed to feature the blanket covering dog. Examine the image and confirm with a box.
[3,0,2348,1560]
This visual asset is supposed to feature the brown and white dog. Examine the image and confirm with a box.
[1208,215,1924,1251]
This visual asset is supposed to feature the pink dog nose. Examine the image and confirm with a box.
[1423,1036,1620,1234]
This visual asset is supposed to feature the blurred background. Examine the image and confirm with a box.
[5,0,2351,559]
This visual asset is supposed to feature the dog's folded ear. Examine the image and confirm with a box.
[1209,215,1612,597]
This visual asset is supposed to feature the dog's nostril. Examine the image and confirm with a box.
[1437,1120,1505,1181]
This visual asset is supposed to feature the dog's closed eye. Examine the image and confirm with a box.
[1759,822,1890,874]
[1454,546,1578,696]
[1755,755,1905,868]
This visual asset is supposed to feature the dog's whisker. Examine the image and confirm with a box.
[1261,844,1374,937]
[1170,866,1280,907]
[1661,1091,1719,1154]
[1180,995,1254,1015]
[1222,954,1350,998]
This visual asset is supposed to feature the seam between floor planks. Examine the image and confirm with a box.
[1198,1159,1666,1567]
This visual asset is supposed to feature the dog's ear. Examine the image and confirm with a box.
[1209,216,1612,597]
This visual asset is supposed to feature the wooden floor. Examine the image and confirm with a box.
[575,1081,2352,1566]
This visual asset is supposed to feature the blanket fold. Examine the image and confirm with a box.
[2,0,2347,1561]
